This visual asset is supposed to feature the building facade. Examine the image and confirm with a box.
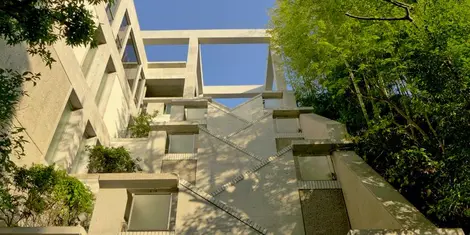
[0,0,464,234]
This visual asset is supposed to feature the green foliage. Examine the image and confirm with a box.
[0,0,112,66]
[87,145,141,173]
[271,0,470,231]
[0,165,94,227]
[128,111,158,138]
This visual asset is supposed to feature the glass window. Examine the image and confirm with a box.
[164,104,172,115]
[127,194,172,231]
[167,134,195,153]
[122,33,139,63]
[185,108,206,121]
[116,12,130,51]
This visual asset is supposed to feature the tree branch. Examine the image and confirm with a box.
[346,0,413,22]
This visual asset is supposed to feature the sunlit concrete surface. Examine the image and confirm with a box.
[0,0,463,234]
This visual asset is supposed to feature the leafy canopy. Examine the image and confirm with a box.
[270,0,470,231]
[87,145,141,173]
[0,0,112,66]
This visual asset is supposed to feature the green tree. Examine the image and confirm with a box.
[270,0,470,231]
[0,165,94,227]
[128,111,158,138]
[87,145,141,173]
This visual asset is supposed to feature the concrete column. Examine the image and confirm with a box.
[282,91,297,108]
[88,188,128,235]
[170,105,185,121]
[146,130,167,173]
[183,38,199,98]
[270,50,287,91]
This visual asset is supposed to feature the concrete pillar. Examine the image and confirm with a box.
[146,130,167,173]
[170,105,185,121]
[183,38,199,98]
[88,188,128,235]
[282,91,297,108]
[270,50,287,91]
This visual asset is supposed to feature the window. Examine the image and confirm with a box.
[296,155,335,180]
[116,12,130,51]
[185,108,206,121]
[105,0,120,23]
[167,134,195,153]
[122,32,139,63]
[275,118,300,133]
[126,193,173,231]
[264,98,281,109]
[164,104,172,115]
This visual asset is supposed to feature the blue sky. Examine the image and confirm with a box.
[134,0,275,107]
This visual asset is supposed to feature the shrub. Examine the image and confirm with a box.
[0,165,94,227]
[87,145,141,173]
[128,111,158,138]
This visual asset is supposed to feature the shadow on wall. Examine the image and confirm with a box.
[0,40,38,166]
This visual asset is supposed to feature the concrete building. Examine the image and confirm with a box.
[0,0,464,235]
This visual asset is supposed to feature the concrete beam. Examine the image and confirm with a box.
[141,29,270,45]
[202,85,265,98]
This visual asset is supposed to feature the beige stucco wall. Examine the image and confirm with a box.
[332,151,435,230]
[217,149,304,234]
[231,96,264,122]
[206,104,247,137]
[228,115,277,158]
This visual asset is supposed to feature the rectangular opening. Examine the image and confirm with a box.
[264,98,282,109]
[185,108,207,121]
[274,118,300,133]
[164,104,172,114]
[295,155,335,180]
[166,134,195,153]
[95,58,115,107]
[127,193,172,231]
[145,44,189,62]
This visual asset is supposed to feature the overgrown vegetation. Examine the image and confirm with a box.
[0,165,94,227]
[0,0,112,229]
[87,145,141,173]
[270,0,470,231]
[128,111,158,138]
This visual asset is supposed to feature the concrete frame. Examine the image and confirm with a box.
[0,0,463,234]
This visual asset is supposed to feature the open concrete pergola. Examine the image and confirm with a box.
[140,29,286,99]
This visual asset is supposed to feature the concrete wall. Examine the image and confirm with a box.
[299,113,347,142]
[206,104,246,137]
[228,115,277,158]
[196,131,259,193]
[332,151,435,230]
[88,188,127,235]
[104,77,130,138]
[231,96,264,122]
[217,149,304,234]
